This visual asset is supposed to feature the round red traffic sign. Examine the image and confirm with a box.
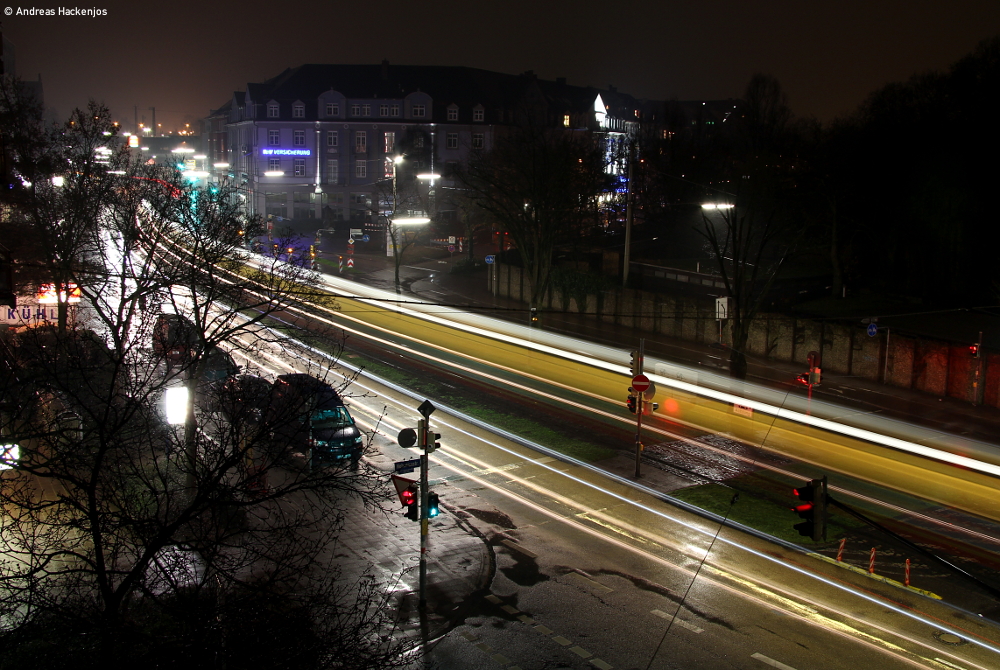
[631,374,651,393]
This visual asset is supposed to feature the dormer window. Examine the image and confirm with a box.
[292,103,305,118]
[473,106,484,122]
[412,104,426,118]
[447,106,458,121]
[267,102,279,118]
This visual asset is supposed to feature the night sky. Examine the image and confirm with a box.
[2,0,999,133]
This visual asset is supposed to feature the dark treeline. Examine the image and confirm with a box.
[637,35,1000,307]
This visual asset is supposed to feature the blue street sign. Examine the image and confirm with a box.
[867,323,878,337]
[362,234,370,242]
[394,458,421,473]
[485,255,495,264]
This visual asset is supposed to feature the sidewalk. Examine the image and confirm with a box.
[334,483,494,638]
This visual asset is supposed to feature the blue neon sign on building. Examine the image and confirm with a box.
[261,149,311,156]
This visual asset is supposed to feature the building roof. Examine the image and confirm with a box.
[230,63,652,125]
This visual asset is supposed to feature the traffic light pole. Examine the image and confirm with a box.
[634,338,644,479]
[418,418,429,610]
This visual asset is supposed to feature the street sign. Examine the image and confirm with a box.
[362,234,370,242]
[391,474,417,504]
[485,255,495,264]
[418,399,436,419]
[347,237,354,245]
[448,245,455,252]
[642,381,656,401]
[394,458,421,474]
[631,374,651,393]
[867,323,878,337]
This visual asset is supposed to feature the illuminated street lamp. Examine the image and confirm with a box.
[164,386,189,425]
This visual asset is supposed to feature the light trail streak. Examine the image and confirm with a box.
[249,311,1000,665]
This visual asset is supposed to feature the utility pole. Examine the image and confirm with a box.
[622,141,636,288]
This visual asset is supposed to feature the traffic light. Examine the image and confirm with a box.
[530,307,539,324]
[630,350,643,376]
[627,393,637,414]
[427,431,441,453]
[403,484,419,521]
[808,368,822,386]
[970,343,981,358]
[427,491,440,518]
[791,477,827,541]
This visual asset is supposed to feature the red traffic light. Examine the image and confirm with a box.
[970,344,981,357]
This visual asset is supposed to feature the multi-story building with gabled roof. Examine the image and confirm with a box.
[211,62,650,236]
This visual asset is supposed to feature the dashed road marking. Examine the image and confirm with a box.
[517,614,535,624]
[552,635,572,646]
[534,624,554,635]
[490,653,510,665]
[475,642,492,652]
[567,570,613,593]
[751,652,798,670]
[590,659,613,670]
[501,604,520,615]
[570,646,592,658]
[484,594,502,604]
[502,539,538,559]
[460,631,478,641]
[534,456,556,464]
[651,609,704,633]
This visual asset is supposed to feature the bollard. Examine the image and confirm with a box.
[869,547,876,574]
[905,558,911,586]
[836,538,846,562]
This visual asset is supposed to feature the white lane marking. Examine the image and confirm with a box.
[752,652,798,670]
[651,609,704,633]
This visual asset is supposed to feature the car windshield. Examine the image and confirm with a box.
[312,406,354,431]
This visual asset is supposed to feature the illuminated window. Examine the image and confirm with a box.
[293,130,305,147]
[563,114,570,127]
[412,104,425,118]
[446,132,458,149]
[380,104,389,117]
[268,158,281,171]
[384,131,395,154]
[267,102,279,118]
[355,161,367,178]
[355,131,367,152]
[473,107,484,122]
[472,133,484,149]
[292,103,304,118]
[268,129,280,146]
[327,131,338,148]
[447,106,458,121]
[384,158,394,179]
[390,104,400,116]
[293,158,306,176]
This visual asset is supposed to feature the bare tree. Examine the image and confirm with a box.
[458,123,610,309]
[699,74,802,379]
[0,95,416,668]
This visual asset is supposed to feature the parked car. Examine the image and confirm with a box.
[269,373,362,466]
[206,374,271,424]
[152,314,196,364]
